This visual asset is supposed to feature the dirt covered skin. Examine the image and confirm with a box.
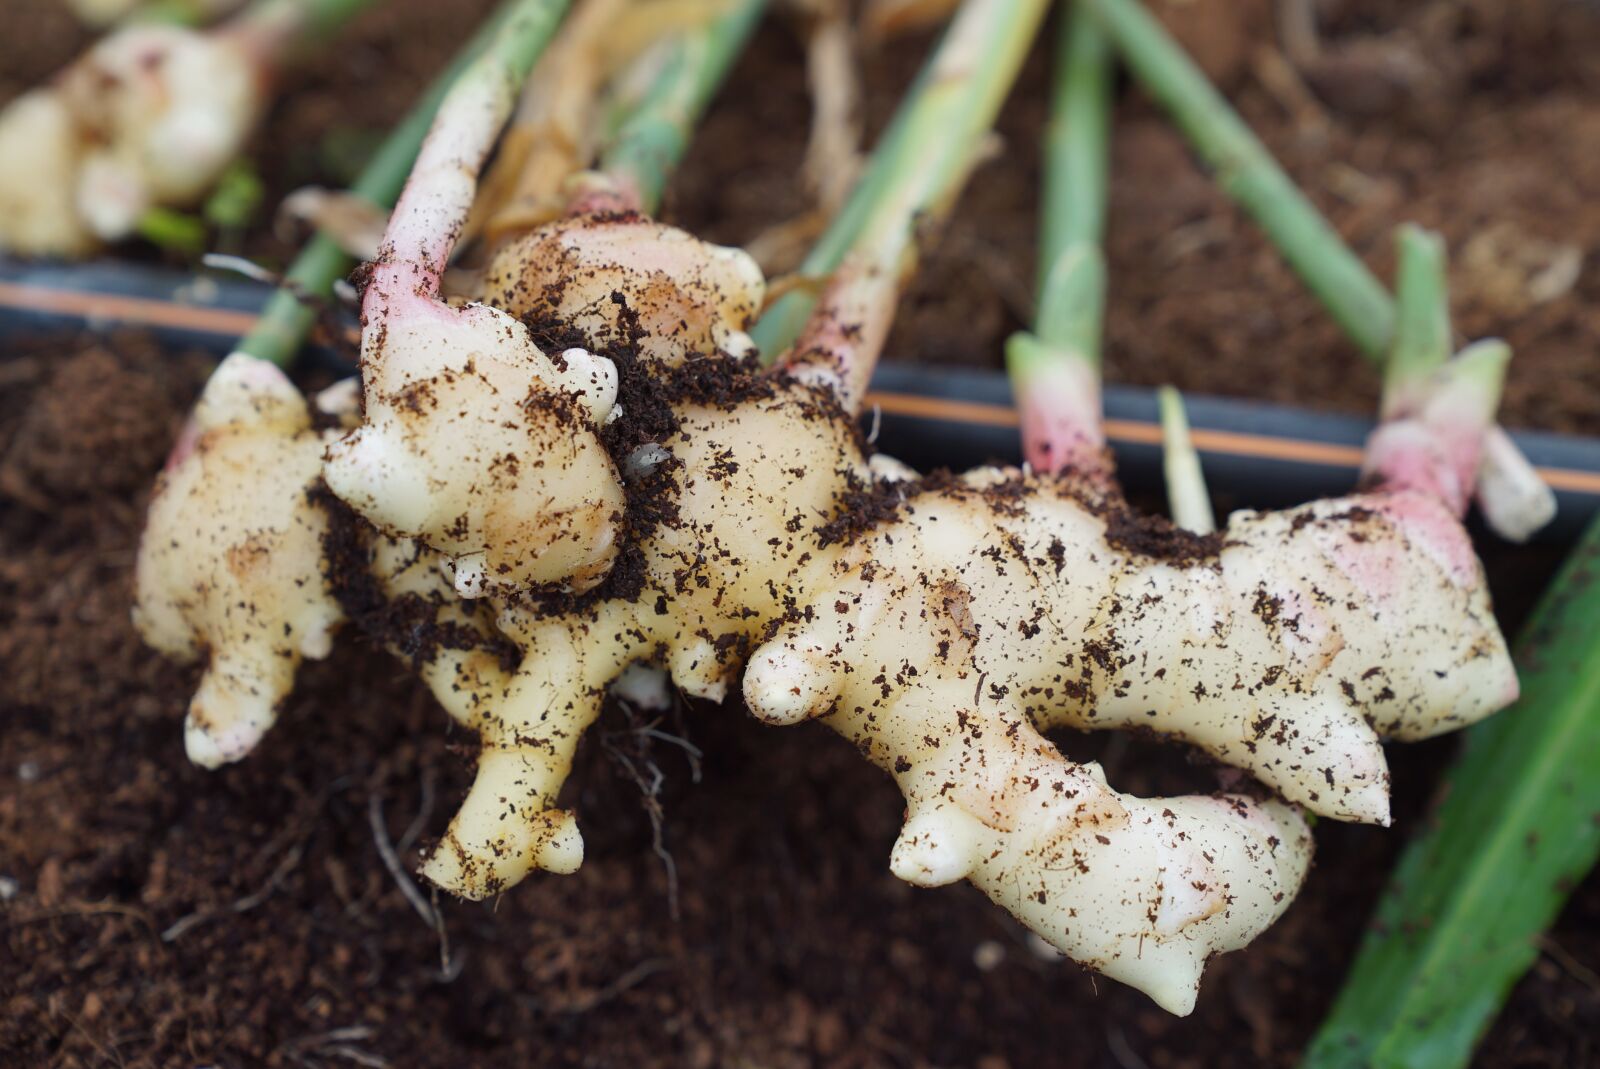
[1,336,1594,1065]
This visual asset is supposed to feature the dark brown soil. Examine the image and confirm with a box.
[4,2,1600,1066]
[671,0,1600,437]
[0,1,90,103]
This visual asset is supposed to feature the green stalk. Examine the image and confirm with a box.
[133,0,232,26]
[1084,0,1553,539]
[137,207,208,256]
[1082,0,1393,357]
[1024,5,1111,363]
[1303,516,1600,1069]
[1038,5,1110,328]
[749,0,1050,361]
[1383,223,1450,413]
[1005,5,1113,479]
[1158,385,1214,533]
[234,0,526,366]
[597,0,766,215]
[228,0,377,41]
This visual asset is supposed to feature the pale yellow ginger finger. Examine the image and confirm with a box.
[332,222,762,599]
[0,91,96,256]
[138,366,526,769]
[322,304,628,598]
[864,683,1307,1015]
[481,213,766,364]
[134,354,343,767]
[419,606,634,898]
[312,378,518,728]
[872,694,1308,1019]
[1227,491,1519,741]
[362,533,516,727]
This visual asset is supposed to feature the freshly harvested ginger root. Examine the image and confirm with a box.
[133,0,1518,1012]
[138,210,1516,1013]
[135,360,519,767]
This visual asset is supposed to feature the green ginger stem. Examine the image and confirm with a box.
[1083,0,1553,538]
[1030,4,1113,364]
[217,0,379,63]
[1036,4,1111,357]
[597,0,767,215]
[749,0,1050,362]
[1081,0,1393,357]
[1383,222,1450,414]
[1006,4,1113,478]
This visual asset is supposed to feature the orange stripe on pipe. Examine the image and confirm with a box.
[3,283,1597,499]
[863,390,1600,497]
[0,280,259,337]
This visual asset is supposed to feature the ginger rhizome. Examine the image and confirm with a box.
[0,0,359,256]
[134,355,344,767]
[133,0,1520,1018]
[138,205,1514,1013]
[134,360,516,768]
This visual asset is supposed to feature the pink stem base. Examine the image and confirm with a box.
[563,172,643,217]
[1015,354,1114,490]
[784,256,899,414]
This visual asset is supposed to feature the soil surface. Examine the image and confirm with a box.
[3,1,1600,1067]
[680,0,1600,437]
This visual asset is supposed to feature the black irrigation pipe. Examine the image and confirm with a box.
[5,256,1600,544]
